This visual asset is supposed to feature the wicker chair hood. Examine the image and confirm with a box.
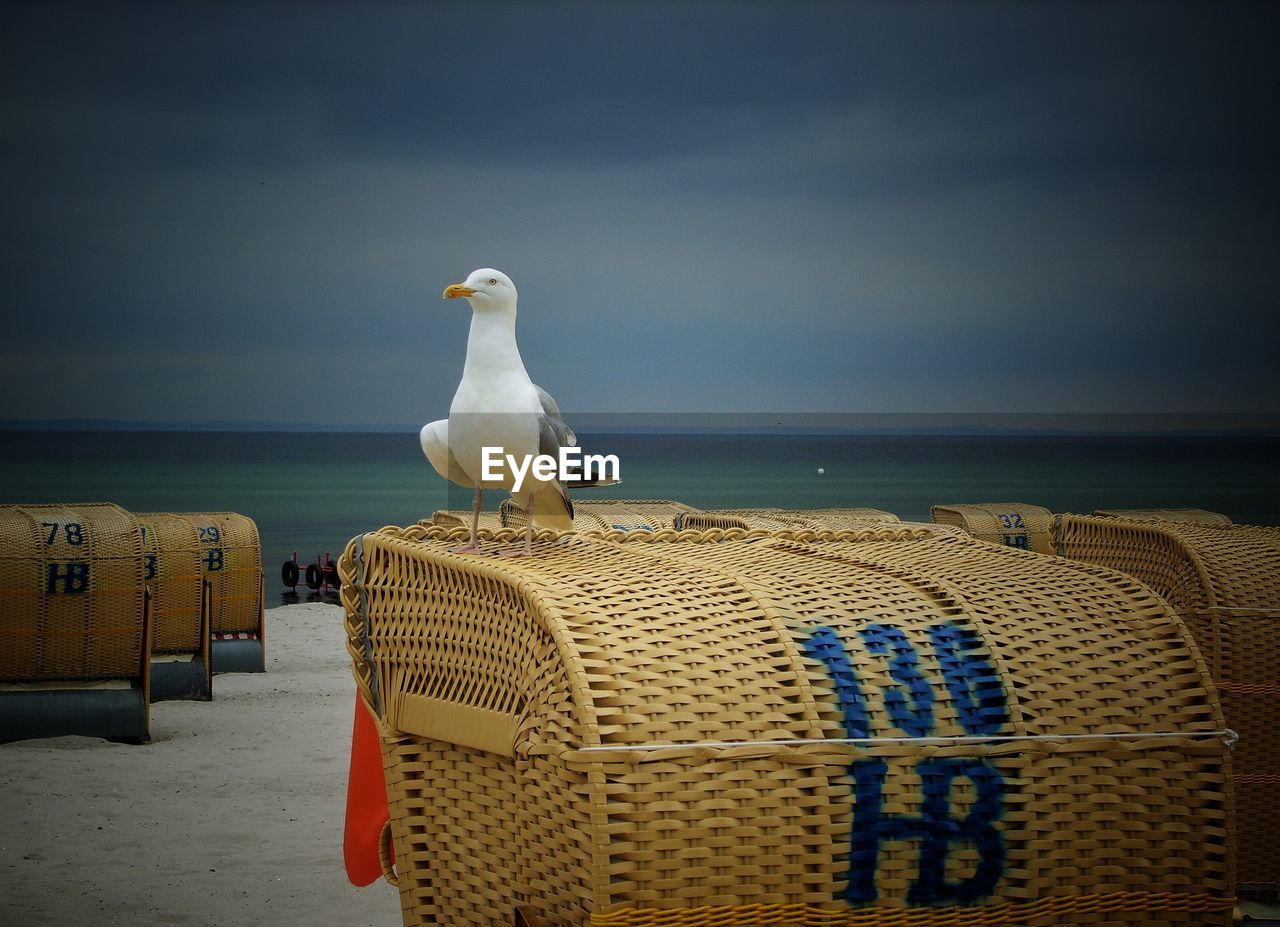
[930,503,1055,556]
[0,502,147,682]
[341,523,1233,926]
[135,513,205,655]
[1057,513,1280,891]
[151,511,262,636]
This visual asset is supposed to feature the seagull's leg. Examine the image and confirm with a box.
[449,487,483,553]
[498,493,534,558]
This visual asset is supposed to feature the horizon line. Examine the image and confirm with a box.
[3,413,1279,437]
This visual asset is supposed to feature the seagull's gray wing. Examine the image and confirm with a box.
[532,384,619,488]
[534,384,576,454]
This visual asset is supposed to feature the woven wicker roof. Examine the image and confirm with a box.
[1056,513,1280,890]
[341,523,1234,924]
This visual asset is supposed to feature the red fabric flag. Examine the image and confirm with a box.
[343,693,391,886]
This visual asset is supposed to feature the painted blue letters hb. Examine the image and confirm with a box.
[847,759,1005,904]
[46,561,90,594]
[803,621,1008,905]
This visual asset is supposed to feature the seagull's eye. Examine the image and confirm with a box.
[487,278,497,285]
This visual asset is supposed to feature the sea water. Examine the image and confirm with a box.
[2,429,1278,605]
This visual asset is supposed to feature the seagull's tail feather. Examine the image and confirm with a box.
[529,483,575,532]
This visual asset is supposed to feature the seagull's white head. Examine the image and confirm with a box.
[442,268,517,312]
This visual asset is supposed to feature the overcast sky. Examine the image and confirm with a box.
[2,0,1277,427]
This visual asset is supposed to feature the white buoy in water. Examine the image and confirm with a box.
[817,467,825,476]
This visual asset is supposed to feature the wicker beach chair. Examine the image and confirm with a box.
[930,503,1055,555]
[340,522,1235,926]
[151,512,265,673]
[1056,514,1280,895]
[0,503,150,742]
[136,513,211,701]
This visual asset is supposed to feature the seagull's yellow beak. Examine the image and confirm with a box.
[442,283,476,299]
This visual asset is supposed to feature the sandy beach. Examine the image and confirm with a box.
[1,602,402,927]
[5,599,1277,927]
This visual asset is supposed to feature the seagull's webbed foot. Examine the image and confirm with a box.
[494,546,532,558]
[448,543,483,554]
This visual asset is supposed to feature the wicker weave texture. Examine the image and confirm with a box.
[676,508,902,533]
[930,504,1055,555]
[502,499,700,533]
[341,524,1233,926]
[136,513,205,655]
[1055,514,1279,889]
[0,503,147,682]
[1093,508,1233,525]
[155,512,263,636]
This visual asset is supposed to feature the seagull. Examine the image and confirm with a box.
[430,268,581,556]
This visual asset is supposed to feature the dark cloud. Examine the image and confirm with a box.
[10,1,1276,173]
[1,0,1277,423]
